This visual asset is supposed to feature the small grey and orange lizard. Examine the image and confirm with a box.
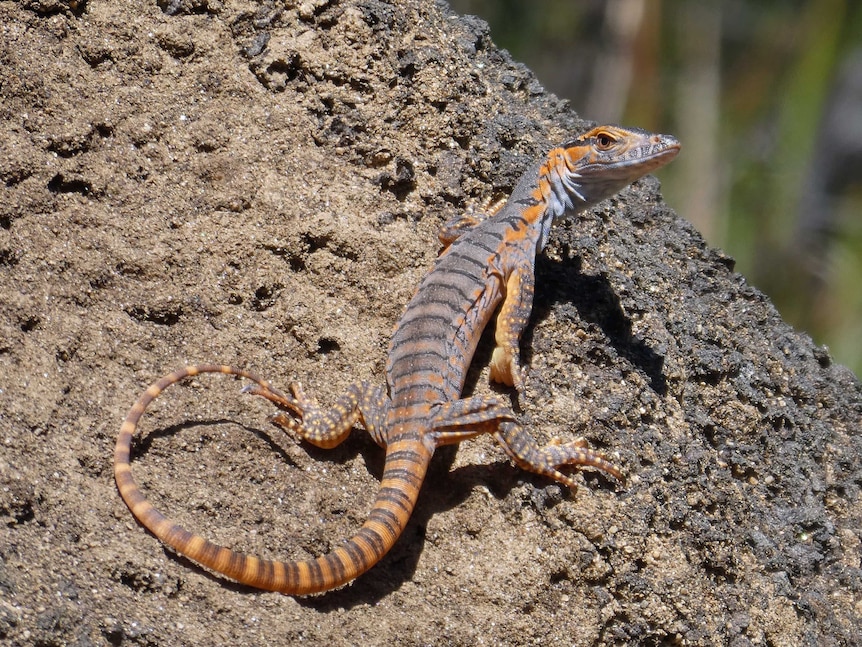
[114,124,680,594]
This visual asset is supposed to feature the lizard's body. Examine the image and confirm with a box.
[114,125,680,595]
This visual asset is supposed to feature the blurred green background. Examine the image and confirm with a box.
[450,0,862,378]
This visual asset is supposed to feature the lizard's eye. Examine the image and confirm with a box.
[595,132,616,150]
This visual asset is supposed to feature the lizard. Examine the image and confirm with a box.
[114,124,680,595]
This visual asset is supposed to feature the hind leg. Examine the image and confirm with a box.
[494,421,623,490]
[243,380,390,449]
[425,395,622,490]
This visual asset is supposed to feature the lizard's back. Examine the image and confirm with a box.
[385,158,547,409]
[386,206,524,408]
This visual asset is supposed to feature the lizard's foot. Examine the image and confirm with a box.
[489,346,527,405]
[241,381,315,432]
[437,196,507,247]
[244,380,383,449]
[495,423,624,491]
[536,438,624,486]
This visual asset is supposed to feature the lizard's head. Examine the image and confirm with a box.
[560,125,680,208]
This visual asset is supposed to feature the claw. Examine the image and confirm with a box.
[539,439,624,485]
[288,381,317,407]
[270,412,301,432]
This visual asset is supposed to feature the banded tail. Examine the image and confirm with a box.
[114,365,432,595]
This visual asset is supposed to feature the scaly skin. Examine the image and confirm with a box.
[114,125,680,594]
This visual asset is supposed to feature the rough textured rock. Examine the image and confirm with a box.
[0,0,859,645]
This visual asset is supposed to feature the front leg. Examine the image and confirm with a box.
[244,380,390,449]
[438,196,508,248]
[489,262,535,401]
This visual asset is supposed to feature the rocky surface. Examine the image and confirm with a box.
[1,0,859,645]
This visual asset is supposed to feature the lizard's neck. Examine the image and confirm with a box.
[509,125,681,253]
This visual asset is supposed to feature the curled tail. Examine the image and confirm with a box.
[114,364,432,595]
